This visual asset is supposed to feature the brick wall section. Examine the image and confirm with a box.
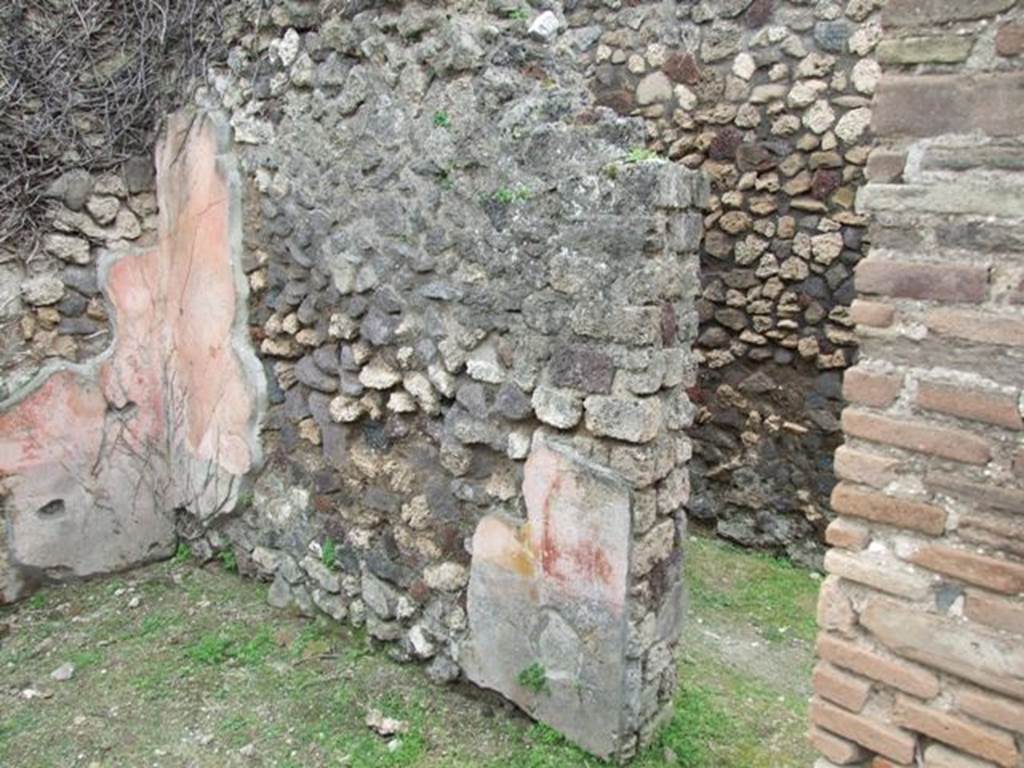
[812,2,1024,767]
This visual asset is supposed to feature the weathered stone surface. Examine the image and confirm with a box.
[463,435,637,760]
[861,597,1024,701]
[21,275,65,306]
[872,73,1024,138]
[584,395,662,444]
[858,183,1024,219]
[876,36,974,65]
[997,23,1024,57]
[883,0,1016,27]
[0,112,264,602]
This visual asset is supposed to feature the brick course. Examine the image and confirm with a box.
[855,261,990,304]
[908,544,1024,595]
[817,634,941,700]
[917,382,1023,431]
[831,482,947,535]
[842,368,904,408]
[842,409,993,465]
[893,697,1020,768]
[810,697,917,764]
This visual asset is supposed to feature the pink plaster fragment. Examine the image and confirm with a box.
[0,112,262,602]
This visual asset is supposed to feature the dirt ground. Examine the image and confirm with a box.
[1,533,820,768]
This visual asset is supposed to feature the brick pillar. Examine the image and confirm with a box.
[811,2,1024,767]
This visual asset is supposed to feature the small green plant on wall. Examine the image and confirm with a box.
[517,662,550,695]
[172,542,191,565]
[432,110,451,128]
[322,538,338,570]
[624,147,660,164]
[493,185,532,205]
[220,549,238,574]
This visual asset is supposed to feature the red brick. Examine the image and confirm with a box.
[1013,447,1024,476]
[958,688,1024,733]
[818,575,858,637]
[817,634,941,699]
[860,597,1024,702]
[909,544,1024,595]
[843,368,903,408]
[842,409,992,465]
[917,382,1023,431]
[809,725,870,765]
[925,472,1024,513]
[958,511,1024,560]
[927,308,1024,348]
[850,299,896,328]
[856,260,989,304]
[814,661,872,712]
[996,23,1024,57]
[831,482,947,536]
[834,446,900,489]
[825,549,932,600]
[964,589,1024,635]
[884,0,1017,26]
[894,696,1020,768]
[873,73,1024,138]
[810,697,917,764]
[825,515,871,550]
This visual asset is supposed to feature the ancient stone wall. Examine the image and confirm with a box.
[811,2,1024,766]
[0,161,157,400]
[181,2,702,758]
[0,113,263,603]
[562,0,884,564]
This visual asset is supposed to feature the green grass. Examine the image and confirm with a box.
[0,533,818,767]
[686,534,820,644]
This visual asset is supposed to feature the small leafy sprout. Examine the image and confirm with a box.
[220,549,238,574]
[493,185,532,205]
[235,489,254,510]
[624,147,660,164]
[517,662,550,695]
[27,593,47,610]
[432,110,451,128]
[186,633,234,665]
[506,8,529,20]
[437,168,454,191]
[173,542,191,565]
[322,538,337,570]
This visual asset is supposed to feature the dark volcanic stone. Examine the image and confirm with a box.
[708,128,743,161]
[811,170,841,200]
[744,0,774,28]
[549,345,615,393]
[663,52,701,85]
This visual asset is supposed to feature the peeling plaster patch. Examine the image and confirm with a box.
[0,112,264,603]
[461,433,633,759]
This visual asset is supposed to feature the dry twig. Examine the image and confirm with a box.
[0,0,228,246]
